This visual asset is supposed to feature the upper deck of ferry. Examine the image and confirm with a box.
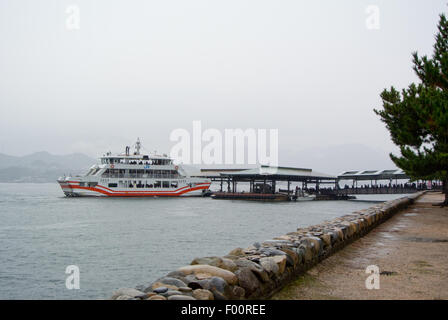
[98,138,175,168]
[100,154,173,166]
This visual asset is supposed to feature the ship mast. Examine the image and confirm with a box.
[135,138,141,155]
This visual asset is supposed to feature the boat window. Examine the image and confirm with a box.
[162,181,169,188]
[88,182,97,187]
[108,183,118,188]
[154,181,161,188]
[171,181,178,188]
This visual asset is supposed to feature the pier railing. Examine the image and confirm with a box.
[318,185,440,195]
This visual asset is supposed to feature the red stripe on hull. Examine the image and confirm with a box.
[66,185,210,197]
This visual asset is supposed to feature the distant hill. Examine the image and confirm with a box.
[0,152,96,183]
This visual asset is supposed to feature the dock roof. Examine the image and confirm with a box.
[199,165,337,182]
[337,169,409,181]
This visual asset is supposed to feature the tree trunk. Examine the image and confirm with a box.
[443,178,448,206]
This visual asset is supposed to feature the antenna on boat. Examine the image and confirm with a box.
[135,138,141,155]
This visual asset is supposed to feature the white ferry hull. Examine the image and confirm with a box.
[58,180,211,197]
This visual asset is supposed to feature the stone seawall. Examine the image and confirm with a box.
[111,192,425,300]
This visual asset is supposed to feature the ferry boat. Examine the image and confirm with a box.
[57,139,211,197]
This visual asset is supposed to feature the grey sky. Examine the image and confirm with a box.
[0,0,446,165]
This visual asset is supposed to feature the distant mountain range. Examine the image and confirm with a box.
[0,152,96,183]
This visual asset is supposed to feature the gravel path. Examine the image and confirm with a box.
[272,192,448,300]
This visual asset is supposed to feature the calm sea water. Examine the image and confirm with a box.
[0,183,405,299]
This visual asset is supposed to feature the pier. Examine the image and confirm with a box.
[195,166,441,201]
[196,166,338,201]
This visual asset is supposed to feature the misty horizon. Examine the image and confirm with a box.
[1,0,445,166]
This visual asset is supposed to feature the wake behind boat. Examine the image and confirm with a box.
[57,139,211,197]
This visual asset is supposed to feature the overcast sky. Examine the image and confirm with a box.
[0,0,446,165]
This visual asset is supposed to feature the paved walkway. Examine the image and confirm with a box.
[272,192,448,300]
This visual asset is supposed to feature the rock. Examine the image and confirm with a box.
[298,244,313,263]
[115,295,133,300]
[154,277,187,288]
[148,295,167,300]
[228,248,246,257]
[208,276,228,294]
[183,274,204,289]
[153,286,169,294]
[166,270,187,278]
[148,282,178,292]
[247,255,261,263]
[177,265,238,285]
[192,289,214,300]
[253,242,261,249]
[111,288,145,300]
[259,257,279,275]
[262,240,291,246]
[259,248,287,257]
[168,295,196,300]
[195,273,213,280]
[162,290,183,297]
[320,233,332,248]
[135,293,154,300]
[223,254,241,261]
[273,235,293,241]
[201,257,238,272]
[235,258,270,282]
[234,267,261,297]
[178,286,193,293]
[340,221,355,237]
[330,228,343,244]
[280,247,299,266]
[304,237,323,255]
[135,284,145,291]
[193,276,230,300]
[191,257,238,272]
[272,255,286,274]
[231,285,246,299]
[244,245,257,253]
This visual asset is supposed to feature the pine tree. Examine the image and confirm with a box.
[374,14,448,205]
